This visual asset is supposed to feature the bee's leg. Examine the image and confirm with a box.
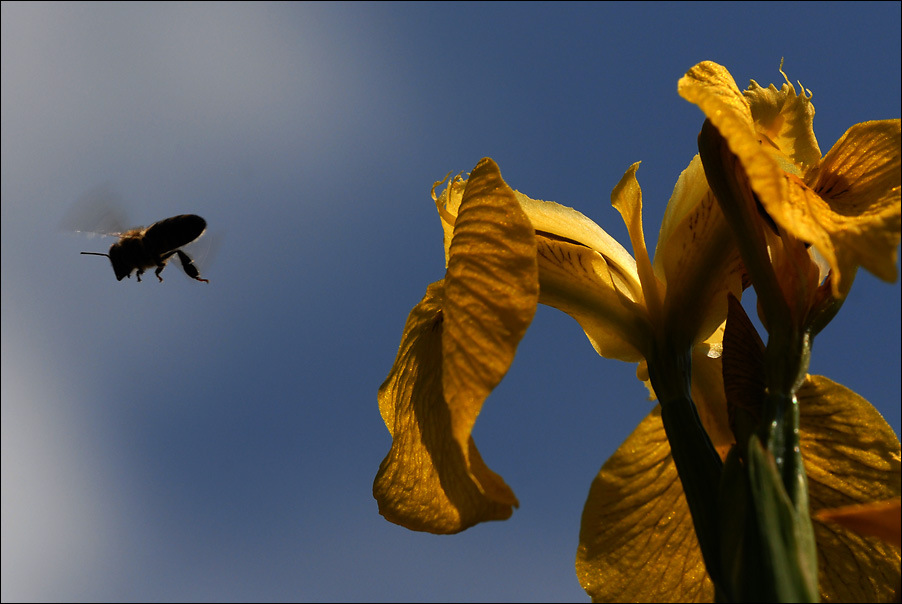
[135,269,143,282]
[174,250,209,283]
[155,253,173,282]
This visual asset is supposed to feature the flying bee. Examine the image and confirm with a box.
[81,214,210,283]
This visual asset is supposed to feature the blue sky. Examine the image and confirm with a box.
[2,2,899,602]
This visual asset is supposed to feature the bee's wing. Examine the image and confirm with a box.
[143,215,207,252]
[60,184,132,238]
[194,229,220,267]
[171,229,221,281]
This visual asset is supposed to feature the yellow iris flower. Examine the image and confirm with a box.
[678,60,901,299]
[375,154,741,531]
[577,61,901,603]
[375,62,901,602]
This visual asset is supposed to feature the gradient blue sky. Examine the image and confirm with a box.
[2,2,899,602]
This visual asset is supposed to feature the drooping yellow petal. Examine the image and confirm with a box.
[375,281,518,533]
[577,406,713,602]
[375,158,538,534]
[811,120,901,285]
[654,155,745,347]
[756,120,902,298]
[799,375,901,602]
[721,292,768,438]
[442,157,539,455]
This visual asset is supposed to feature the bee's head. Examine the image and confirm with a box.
[82,244,130,280]
[107,244,131,280]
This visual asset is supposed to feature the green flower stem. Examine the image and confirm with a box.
[762,328,811,490]
[757,320,818,602]
[648,344,725,593]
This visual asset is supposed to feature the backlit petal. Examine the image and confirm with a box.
[432,172,465,267]
[612,163,664,328]
[799,375,902,602]
[442,157,539,493]
[678,62,757,153]
[683,62,902,297]
[434,169,643,301]
[375,158,538,533]
[375,281,518,533]
[744,76,821,169]
[816,498,901,548]
[759,120,901,297]
[518,189,650,360]
[514,192,642,299]
[433,161,648,361]
[679,62,792,244]
[689,339,734,461]
[813,120,901,285]
[655,155,745,346]
[536,235,649,362]
[577,406,713,602]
